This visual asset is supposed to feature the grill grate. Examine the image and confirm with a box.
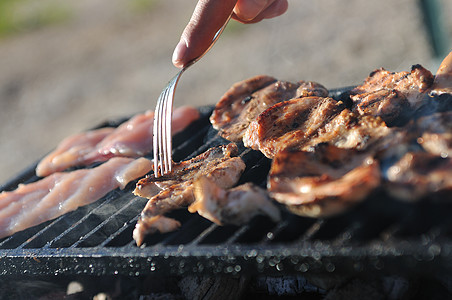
[1,92,452,278]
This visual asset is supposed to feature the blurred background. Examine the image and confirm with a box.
[0,0,451,184]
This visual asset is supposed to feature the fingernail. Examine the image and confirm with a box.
[236,0,268,21]
[172,39,187,68]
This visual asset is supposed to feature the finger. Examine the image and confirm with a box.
[234,0,271,22]
[172,0,237,68]
[233,0,288,24]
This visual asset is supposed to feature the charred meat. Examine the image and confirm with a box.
[416,111,452,158]
[349,65,434,125]
[303,109,397,153]
[431,51,452,96]
[350,89,410,125]
[385,152,452,201]
[210,75,328,142]
[133,143,246,245]
[243,97,344,158]
[243,96,394,159]
[350,65,434,108]
[268,143,380,217]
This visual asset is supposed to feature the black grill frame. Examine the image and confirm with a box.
[1,89,452,278]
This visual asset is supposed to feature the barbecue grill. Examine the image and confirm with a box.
[1,88,451,298]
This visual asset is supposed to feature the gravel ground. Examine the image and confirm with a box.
[0,0,451,184]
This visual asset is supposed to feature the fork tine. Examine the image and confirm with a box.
[152,96,158,175]
[162,83,173,174]
[153,97,164,177]
[164,72,181,172]
[153,86,167,177]
[156,72,183,177]
[153,72,178,177]
[157,90,167,175]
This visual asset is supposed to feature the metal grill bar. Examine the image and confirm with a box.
[18,215,67,249]
[188,223,219,246]
[298,220,325,242]
[71,196,146,248]
[100,214,140,248]
[44,190,125,249]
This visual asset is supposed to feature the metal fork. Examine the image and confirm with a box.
[153,15,231,177]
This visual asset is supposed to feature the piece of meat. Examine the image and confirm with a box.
[349,89,410,125]
[385,152,452,201]
[243,97,344,158]
[268,144,381,217]
[350,68,407,94]
[132,143,246,245]
[303,109,396,152]
[243,96,394,158]
[133,143,245,207]
[96,105,200,157]
[349,65,434,125]
[210,75,328,142]
[188,176,281,226]
[36,106,200,177]
[430,50,452,96]
[296,80,330,98]
[416,111,452,158]
[0,157,152,239]
[210,75,277,142]
[35,128,115,177]
[350,65,434,108]
[132,215,181,246]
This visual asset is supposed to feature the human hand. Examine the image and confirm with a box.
[172,0,288,68]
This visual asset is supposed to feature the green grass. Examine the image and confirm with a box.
[0,0,72,38]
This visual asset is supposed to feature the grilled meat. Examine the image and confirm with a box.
[133,143,246,245]
[133,143,245,209]
[210,75,277,142]
[36,106,200,177]
[431,50,452,96]
[296,80,330,98]
[189,176,281,226]
[210,75,328,142]
[416,111,452,158]
[350,89,410,125]
[349,65,434,125]
[303,109,396,152]
[350,65,434,108]
[243,97,343,158]
[243,96,393,158]
[385,152,452,201]
[268,144,380,217]
[132,215,181,246]
[0,157,152,239]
